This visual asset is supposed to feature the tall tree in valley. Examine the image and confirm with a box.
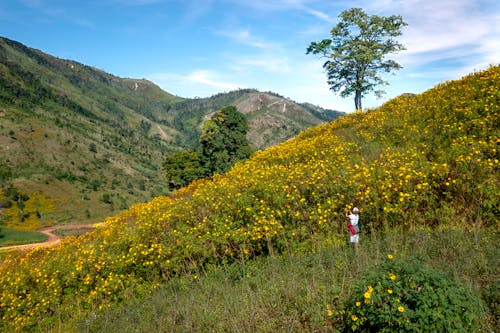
[199,106,253,175]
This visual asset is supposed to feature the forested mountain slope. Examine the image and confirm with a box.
[0,36,342,225]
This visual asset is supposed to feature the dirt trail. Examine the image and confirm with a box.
[0,224,97,251]
[156,124,169,140]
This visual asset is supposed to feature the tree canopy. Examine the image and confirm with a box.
[307,8,407,110]
[163,150,205,191]
[199,105,253,175]
[163,106,253,190]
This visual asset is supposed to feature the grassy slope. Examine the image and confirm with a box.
[0,66,498,331]
[79,230,498,332]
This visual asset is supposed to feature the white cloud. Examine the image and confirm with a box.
[216,28,280,49]
[226,0,334,22]
[302,7,334,22]
[147,70,244,98]
[477,13,500,65]
[229,54,291,74]
[187,70,242,90]
[230,0,308,12]
[367,0,499,68]
[182,0,214,24]
[19,0,94,28]
[215,28,291,73]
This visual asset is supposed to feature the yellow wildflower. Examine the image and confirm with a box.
[352,314,358,321]
[387,254,394,260]
[388,289,393,294]
[364,291,371,299]
[356,301,361,307]
[398,306,405,313]
[327,309,333,317]
[389,273,396,281]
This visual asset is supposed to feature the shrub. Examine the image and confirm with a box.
[163,150,206,190]
[101,193,113,204]
[88,142,97,153]
[341,254,486,332]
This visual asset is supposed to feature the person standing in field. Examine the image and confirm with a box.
[346,207,360,253]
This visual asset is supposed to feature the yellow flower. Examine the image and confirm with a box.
[398,306,405,313]
[327,309,333,317]
[356,301,361,307]
[389,273,396,281]
[387,254,394,260]
[364,292,371,299]
[352,314,358,321]
[387,289,393,294]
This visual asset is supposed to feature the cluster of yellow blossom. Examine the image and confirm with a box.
[0,191,55,229]
[348,254,406,329]
[1,65,498,331]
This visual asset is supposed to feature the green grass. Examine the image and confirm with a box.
[54,227,94,237]
[0,227,47,247]
[77,229,498,333]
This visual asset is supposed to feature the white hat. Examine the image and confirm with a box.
[353,207,359,213]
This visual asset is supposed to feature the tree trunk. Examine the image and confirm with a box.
[354,90,362,110]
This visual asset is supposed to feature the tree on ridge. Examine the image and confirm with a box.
[307,7,407,110]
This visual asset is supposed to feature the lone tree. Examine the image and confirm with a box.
[307,8,407,110]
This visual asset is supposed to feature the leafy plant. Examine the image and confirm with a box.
[101,193,113,204]
[163,150,206,190]
[341,254,486,332]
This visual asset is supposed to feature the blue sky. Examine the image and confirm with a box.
[1,0,499,112]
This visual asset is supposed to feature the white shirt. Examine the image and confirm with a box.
[348,213,359,227]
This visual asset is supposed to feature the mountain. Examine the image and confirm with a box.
[0,65,497,331]
[166,89,343,149]
[0,36,343,225]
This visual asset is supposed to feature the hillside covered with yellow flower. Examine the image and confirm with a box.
[1,66,498,331]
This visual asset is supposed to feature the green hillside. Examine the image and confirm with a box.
[0,64,498,331]
[0,36,342,226]
[0,36,183,225]
[167,89,343,149]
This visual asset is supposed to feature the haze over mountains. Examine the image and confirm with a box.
[0,36,343,224]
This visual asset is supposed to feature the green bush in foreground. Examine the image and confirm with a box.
[341,253,486,332]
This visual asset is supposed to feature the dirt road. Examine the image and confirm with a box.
[0,224,96,251]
